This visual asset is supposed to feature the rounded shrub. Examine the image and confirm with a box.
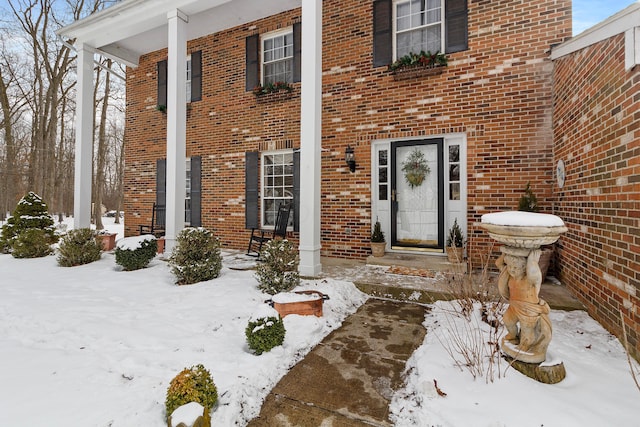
[11,228,52,258]
[255,239,300,295]
[165,364,218,419]
[57,228,102,267]
[115,236,157,271]
[246,313,286,355]
[169,227,222,285]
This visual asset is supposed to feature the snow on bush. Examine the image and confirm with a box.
[255,239,299,295]
[169,227,222,285]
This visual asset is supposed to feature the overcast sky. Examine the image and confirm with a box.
[573,0,638,34]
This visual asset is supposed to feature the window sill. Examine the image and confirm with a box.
[391,65,445,81]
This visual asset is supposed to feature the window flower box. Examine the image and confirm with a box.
[253,82,295,103]
[389,51,448,81]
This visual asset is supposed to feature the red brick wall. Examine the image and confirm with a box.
[125,0,571,262]
[553,33,640,358]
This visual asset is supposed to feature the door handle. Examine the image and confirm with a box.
[391,189,396,202]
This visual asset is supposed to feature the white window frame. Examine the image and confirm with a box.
[261,150,294,229]
[186,54,192,103]
[393,0,445,60]
[261,28,294,85]
[185,158,191,225]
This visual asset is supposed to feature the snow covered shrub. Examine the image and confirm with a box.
[169,227,222,285]
[57,228,102,267]
[165,364,218,420]
[255,239,299,295]
[114,236,157,271]
[245,313,286,355]
[0,192,58,254]
[11,228,52,258]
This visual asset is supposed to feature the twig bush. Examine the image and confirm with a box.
[436,246,506,383]
[169,227,222,285]
[57,228,102,267]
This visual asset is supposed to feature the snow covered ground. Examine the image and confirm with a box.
[1,217,639,426]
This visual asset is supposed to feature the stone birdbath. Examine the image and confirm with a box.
[481,211,568,383]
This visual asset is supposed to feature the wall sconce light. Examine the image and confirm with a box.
[345,145,356,173]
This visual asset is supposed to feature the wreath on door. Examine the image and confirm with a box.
[402,149,430,188]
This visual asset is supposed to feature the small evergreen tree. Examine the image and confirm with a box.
[0,192,58,255]
[518,182,539,212]
[371,220,385,243]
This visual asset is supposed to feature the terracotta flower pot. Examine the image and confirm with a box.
[96,233,116,251]
[371,241,386,257]
[271,290,327,318]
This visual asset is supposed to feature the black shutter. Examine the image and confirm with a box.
[156,159,167,226]
[293,150,300,232]
[445,0,468,53]
[190,156,202,227]
[373,0,392,67]
[157,60,167,108]
[293,22,302,83]
[246,34,260,91]
[245,151,259,229]
[190,51,202,102]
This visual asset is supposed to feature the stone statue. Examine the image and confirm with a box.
[496,247,552,364]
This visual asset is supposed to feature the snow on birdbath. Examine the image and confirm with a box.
[481,211,567,378]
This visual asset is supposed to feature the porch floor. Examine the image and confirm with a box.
[319,254,584,311]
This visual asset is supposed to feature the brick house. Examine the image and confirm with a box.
[58,0,572,277]
[551,3,640,358]
[59,0,640,358]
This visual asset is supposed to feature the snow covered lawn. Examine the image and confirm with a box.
[0,219,367,426]
[1,218,639,426]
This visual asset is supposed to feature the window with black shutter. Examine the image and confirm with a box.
[157,51,202,107]
[374,0,468,67]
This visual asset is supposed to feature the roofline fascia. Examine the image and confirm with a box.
[551,2,640,60]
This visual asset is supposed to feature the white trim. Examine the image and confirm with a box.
[260,149,295,230]
[260,27,294,85]
[299,0,322,277]
[371,133,467,255]
[551,2,640,60]
[392,0,445,59]
[625,27,640,70]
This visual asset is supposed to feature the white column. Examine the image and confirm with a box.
[299,0,323,277]
[73,44,94,229]
[165,9,188,252]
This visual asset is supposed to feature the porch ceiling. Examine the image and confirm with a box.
[57,0,301,67]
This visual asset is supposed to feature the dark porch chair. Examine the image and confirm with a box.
[138,203,165,237]
[247,203,292,257]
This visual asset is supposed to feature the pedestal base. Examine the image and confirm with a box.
[504,355,566,384]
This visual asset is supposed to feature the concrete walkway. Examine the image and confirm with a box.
[234,252,584,426]
[247,299,427,426]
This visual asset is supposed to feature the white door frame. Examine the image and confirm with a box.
[371,134,467,254]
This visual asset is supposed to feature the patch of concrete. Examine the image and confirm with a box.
[247,299,427,426]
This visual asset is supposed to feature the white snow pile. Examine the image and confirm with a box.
[1,217,639,426]
[482,210,566,227]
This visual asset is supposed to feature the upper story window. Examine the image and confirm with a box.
[395,0,443,58]
[261,29,294,85]
[373,0,468,68]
